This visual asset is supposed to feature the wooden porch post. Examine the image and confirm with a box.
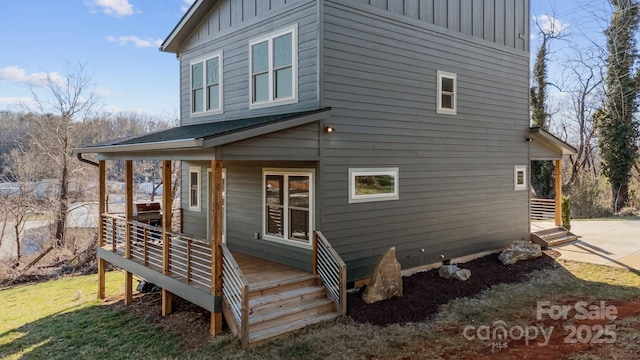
[211,160,223,336]
[161,161,174,316]
[124,160,134,305]
[554,159,562,227]
[97,160,106,299]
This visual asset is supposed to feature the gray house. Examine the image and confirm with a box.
[76,0,573,348]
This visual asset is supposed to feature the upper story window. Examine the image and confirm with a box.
[249,24,298,109]
[437,71,457,115]
[191,52,223,115]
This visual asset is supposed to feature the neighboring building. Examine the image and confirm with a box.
[75,0,575,348]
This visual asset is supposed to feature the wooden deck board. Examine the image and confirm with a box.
[231,251,312,289]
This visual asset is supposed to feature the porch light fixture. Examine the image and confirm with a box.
[324,125,335,133]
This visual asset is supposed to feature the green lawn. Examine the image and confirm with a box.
[1,261,639,359]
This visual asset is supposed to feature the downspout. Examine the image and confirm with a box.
[77,153,99,167]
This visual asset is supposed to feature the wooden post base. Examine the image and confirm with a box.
[162,289,173,316]
[124,271,133,305]
[98,258,106,299]
[210,312,222,336]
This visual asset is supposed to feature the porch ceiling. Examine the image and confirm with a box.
[73,108,330,160]
[529,127,578,160]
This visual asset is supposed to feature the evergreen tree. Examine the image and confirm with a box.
[596,0,640,211]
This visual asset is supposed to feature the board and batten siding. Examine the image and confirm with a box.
[179,0,320,126]
[348,0,529,51]
[320,1,531,280]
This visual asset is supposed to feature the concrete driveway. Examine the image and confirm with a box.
[550,219,640,272]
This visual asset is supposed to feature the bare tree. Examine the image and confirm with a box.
[27,63,99,248]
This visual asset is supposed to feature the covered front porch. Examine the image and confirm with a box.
[76,109,346,348]
[528,127,579,247]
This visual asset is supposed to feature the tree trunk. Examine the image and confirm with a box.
[13,222,20,262]
[613,182,629,212]
[54,154,69,248]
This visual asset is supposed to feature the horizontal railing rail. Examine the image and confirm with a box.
[221,244,250,349]
[313,231,347,315]
[531,198,556,220]
[167,231,213,291]
[102,213,127,253]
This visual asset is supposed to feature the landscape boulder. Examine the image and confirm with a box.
[362,247,403,304]
[438,264,472,281]
[498,241,542,265]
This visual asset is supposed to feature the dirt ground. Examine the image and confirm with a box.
[105,251,640,358]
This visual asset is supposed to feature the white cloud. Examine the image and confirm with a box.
[181,0,196,13]
[533,15,569,37]
[0,66,63,87]
[87,0,134,17]
[106,35,163,48]
[92,86,113,97]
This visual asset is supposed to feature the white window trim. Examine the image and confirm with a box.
[190,51,223,117]
[188,166,201,211]
[249,24,298,109]
[514,165,527,191]
[262,168,314,249]
[349,168,400,203]
[437,70,457,115]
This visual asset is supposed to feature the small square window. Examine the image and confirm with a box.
[514,165,527,191]
[437,71,457,115]
[349,168,399,203]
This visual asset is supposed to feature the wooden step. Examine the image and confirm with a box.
[545,233,578,247]
[249,298,335,333]
[249,285,326,315]
[249,274,318,299]
[248,312,339,346]
[531,227,577,248]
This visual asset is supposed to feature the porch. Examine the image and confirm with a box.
[98,210,346,348]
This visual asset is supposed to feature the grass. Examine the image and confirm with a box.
[1,261,639,359]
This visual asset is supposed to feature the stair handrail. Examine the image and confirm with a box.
[220,244,250,348]
[313,231,347,315]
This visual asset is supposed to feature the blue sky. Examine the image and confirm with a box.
[0,0,196,118]
[0,0,610,120]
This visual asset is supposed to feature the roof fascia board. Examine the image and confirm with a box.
[202,109,329,148]
[161,0,206,53]
[530,127,578,155]
[97,149,216,161]
[74,138,204,154]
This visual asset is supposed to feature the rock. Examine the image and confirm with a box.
[438,264,472,281]
[362,247,403,304]
[498,241,542,265]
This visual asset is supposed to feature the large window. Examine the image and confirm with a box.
[437,71,457,115]
[349,168,399,203]
[263,169,313,247]
[189,167,201,210]
[249,25,298,108]
[191,52,223,115]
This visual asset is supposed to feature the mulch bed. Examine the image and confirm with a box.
[347,250,560,326]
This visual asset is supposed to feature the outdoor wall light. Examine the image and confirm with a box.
[324,126,335,133]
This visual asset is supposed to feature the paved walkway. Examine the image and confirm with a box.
[536,219,640,272]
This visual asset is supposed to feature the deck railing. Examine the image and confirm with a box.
[168,232,212,291]
[313,231,347,315]
[100,213,213,292]
[221,244,250,348]
[531,198,556,220]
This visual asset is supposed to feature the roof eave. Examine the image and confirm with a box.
[530,127,578,155]
[161,0,208,53]
[73,138,204,155]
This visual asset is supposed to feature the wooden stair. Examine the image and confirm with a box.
[245,275,339,347]
[531,227,578,248]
